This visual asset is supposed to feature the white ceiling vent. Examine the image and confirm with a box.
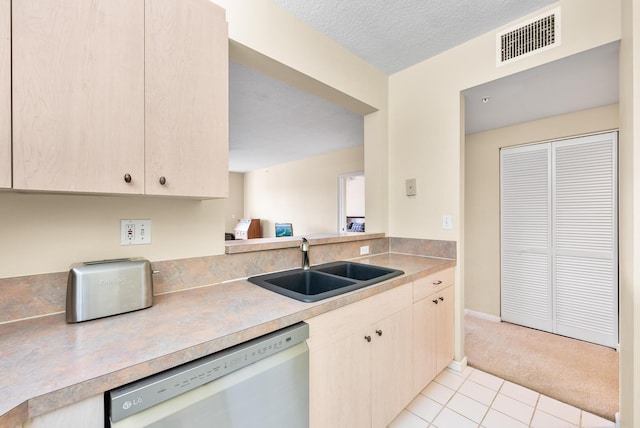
[497,7,560,66]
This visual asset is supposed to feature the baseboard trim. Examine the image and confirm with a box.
[465,309,501,323]
[448,356,468,373]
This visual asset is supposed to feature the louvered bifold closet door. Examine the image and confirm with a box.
[500,144,553,332]
[552,132,618,348]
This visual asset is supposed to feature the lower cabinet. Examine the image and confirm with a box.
[413,269,455,396]
[307,285,414,428]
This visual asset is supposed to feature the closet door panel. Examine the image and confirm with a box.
[553,133,617,347]
[555,255,616,347]
[500,145,553,331]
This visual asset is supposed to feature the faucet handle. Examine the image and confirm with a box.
[301,237,309,251]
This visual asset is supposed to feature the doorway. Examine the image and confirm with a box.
[338,172,365,233]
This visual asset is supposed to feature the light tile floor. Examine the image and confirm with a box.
[388,366,615,428]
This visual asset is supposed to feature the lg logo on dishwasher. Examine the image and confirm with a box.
[122,397,143,410]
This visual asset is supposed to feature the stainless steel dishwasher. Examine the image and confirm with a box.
[106,322,309,428]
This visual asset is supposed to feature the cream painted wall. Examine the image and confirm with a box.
[389,1,621,242]
[1,0,385,279]
[0,193,226,278]
[225,172,245,233]
[244,146,364,237]
[464,105,619,317]
[388,0,622,397]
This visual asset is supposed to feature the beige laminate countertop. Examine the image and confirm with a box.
[0,253,455,426]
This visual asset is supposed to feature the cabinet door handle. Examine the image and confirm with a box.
[433,280,442,285]
[159,176,167,186]
[364,335,372,343]
[439,297,444,301]
[432,299,439,304]
[376,329,383,336]
[124,173,132,183]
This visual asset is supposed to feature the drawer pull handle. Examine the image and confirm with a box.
[433,280,442,285]
[376,329,383,336]
[159,176,167,186]
[439,297,444,301]
[124,173,132,183]
[433,299,439,304]
[364,335,372,342]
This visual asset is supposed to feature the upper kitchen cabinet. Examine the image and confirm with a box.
[145,0,228,198]
[0,0,11,189]
[11,0,229,198]
[12,0,145,194]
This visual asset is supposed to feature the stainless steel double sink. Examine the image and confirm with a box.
[248,261,404,302]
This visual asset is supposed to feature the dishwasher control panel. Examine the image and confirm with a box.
[107,322,309,423]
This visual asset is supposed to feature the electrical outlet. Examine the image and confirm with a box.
[121,219,152,245]
[360,245,370,255]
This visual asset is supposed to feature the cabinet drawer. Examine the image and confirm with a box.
[413,268,454,302]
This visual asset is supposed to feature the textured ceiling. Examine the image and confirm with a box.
[230,1,619,172]
[271,0,557,74]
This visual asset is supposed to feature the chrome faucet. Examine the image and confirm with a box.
[301,237,310,270]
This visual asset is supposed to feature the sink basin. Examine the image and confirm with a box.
[313,261,401,281]
[248,261,404,302]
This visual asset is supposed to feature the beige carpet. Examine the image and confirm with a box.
[464,313,619,421]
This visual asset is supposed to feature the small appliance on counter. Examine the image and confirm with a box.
[66,258,154,323]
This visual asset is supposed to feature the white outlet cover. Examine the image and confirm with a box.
[442,215,453,230]
[120,219,152,245]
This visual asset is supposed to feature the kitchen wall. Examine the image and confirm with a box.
[0,193,227,278]
[388,1,620,243]
[244,145,364,237]
[464,104,619,317]
[387,0,626,417]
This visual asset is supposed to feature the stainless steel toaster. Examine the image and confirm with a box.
[66,258,154,323]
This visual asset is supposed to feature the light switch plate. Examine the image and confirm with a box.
[442,215,453,230]
[406,178,417,196]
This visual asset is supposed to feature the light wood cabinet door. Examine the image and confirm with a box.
[309,327,372,428]
[436,285,455,373]
[371,307,413,428]
[413,283,455,395]
[0,0,9,189]
[413,293,438,396]
[12,0,145,193]
[308,284,414,428]
[145,0,228,197]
